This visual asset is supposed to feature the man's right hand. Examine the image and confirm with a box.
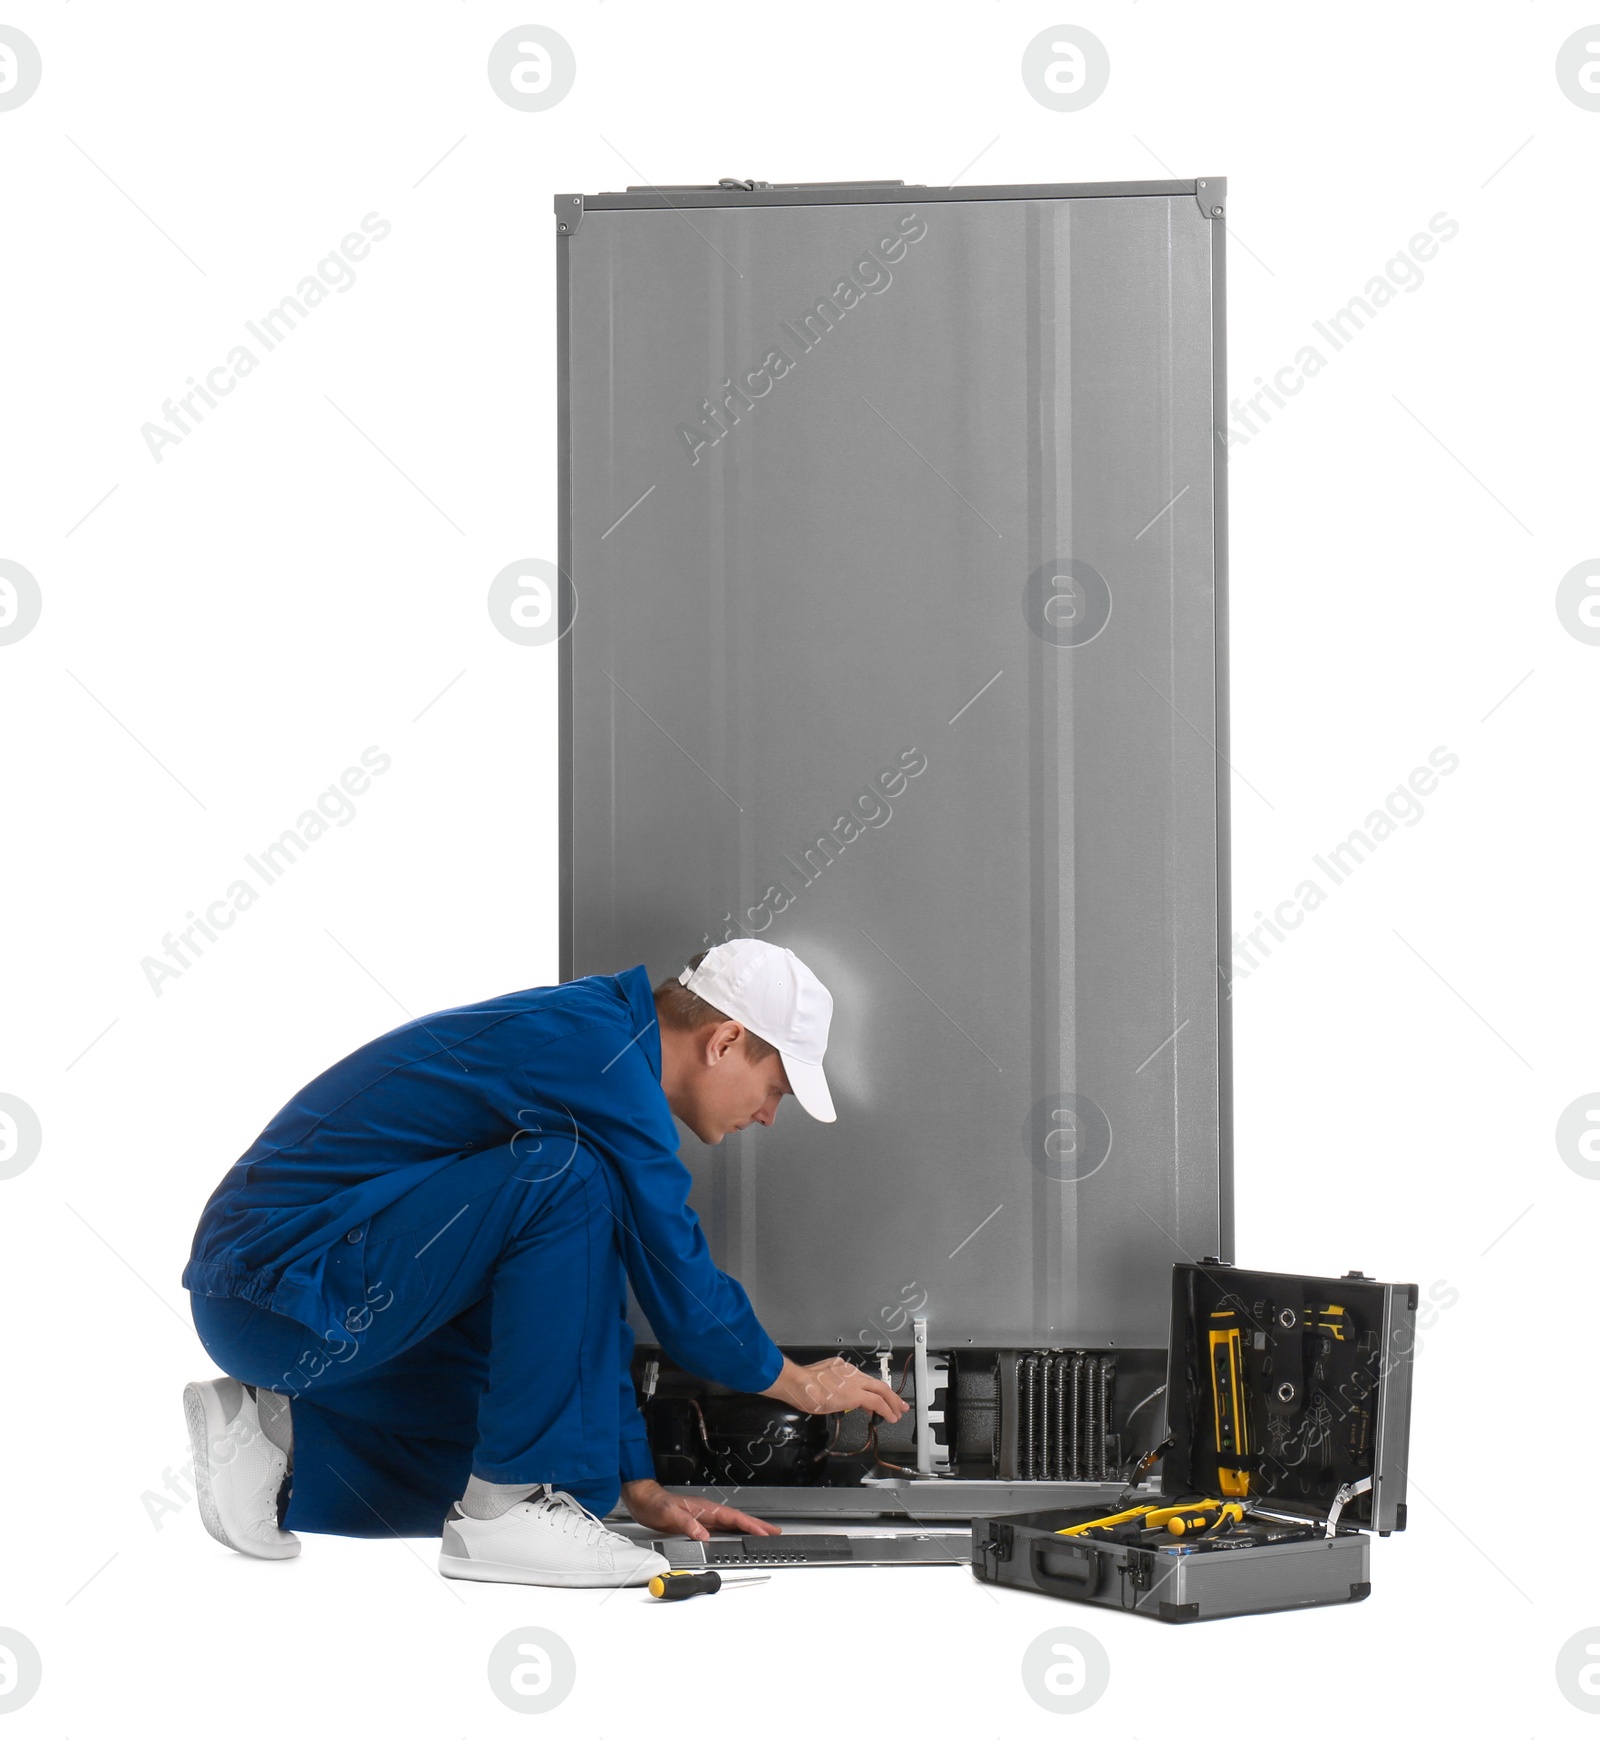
[760,1355,910,1422]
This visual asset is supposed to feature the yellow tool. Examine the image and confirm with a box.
[1054,1502,1159,1537]
[1139,1498,1224,1529]
[1056,1497,1229,1538]
[646,1569,771,1601]
[1208,1308,1251,1498]
[1166,1503,1245,1537]
[1306,1303,1350,1341]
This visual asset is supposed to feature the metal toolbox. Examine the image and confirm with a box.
[971,1260,1416,1621]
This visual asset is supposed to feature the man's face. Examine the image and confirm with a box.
[676,1024,792,1145]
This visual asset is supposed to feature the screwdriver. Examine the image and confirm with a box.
[647,1570,773,1601]
[1055,1496,1220,1539]
[1164,1502,1245,1537]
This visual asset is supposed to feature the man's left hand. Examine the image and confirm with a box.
[621,1478,781,1540]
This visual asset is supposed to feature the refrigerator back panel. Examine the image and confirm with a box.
[557,181,1231,1349]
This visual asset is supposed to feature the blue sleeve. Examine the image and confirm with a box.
[520,1033,784,1396]
[611,1167,784,1396]
[618,1312,656,1484]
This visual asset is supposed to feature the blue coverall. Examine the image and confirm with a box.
[182,966,783,1536]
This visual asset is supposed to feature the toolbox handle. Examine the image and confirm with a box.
[1029,1540,1103,1598]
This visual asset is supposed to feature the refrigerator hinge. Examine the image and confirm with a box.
[1195,177,1226,219]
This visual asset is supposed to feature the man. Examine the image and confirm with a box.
[181,938,906,1588]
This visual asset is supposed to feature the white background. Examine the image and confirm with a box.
[1,2,1597,1732]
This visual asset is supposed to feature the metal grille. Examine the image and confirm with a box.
[1010,1351,1119,1479]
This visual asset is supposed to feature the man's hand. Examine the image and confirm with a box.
[761,1355,910,1422]
[621,1478,781,1541]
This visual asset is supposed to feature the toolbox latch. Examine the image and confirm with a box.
[978,1523,1013,1575]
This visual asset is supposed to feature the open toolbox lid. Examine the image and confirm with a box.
[1161,1260,1417,1533]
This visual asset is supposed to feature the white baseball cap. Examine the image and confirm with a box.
[678,939,836,1122]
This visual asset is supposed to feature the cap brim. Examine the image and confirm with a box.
[781,1051,836,1122]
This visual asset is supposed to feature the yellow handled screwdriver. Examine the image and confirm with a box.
[647,1570,772,1601]
[1165,1503,1245,1537]
[1056,1496,1223,1538]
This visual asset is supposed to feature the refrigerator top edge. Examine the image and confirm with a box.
[555,177,1227,220]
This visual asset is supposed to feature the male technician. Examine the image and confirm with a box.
[181,938,906,1588]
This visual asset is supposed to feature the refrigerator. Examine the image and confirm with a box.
[555,175,1231,1520]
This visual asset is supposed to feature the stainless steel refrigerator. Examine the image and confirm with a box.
[556,176,1231,1520]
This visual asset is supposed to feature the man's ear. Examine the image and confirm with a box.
[705,1020,743,1066]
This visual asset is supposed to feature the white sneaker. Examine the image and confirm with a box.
[439,1487,670,1588]
[182,1377,300,1560]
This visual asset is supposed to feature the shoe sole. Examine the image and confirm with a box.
[183,1380,298,1560]
[183,1381,237,1552]
[439,1553,665,1589]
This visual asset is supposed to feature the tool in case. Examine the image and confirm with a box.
[971,1259,1416,1621]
